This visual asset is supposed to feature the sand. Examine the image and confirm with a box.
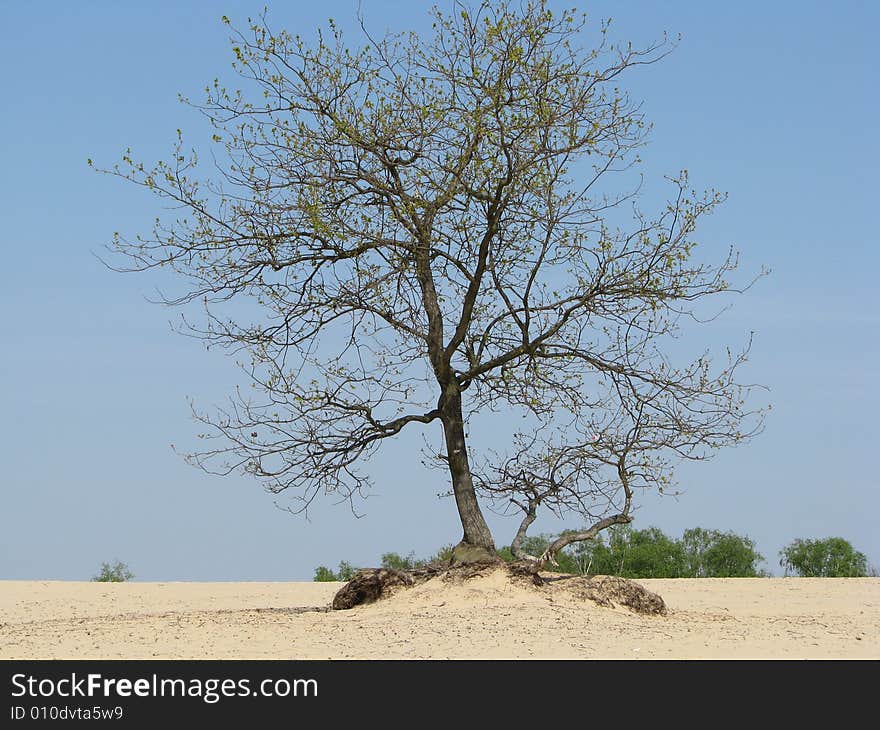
[1,573,877,659]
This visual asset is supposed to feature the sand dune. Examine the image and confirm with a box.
[1,572,877,659]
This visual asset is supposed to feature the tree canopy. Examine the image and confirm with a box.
[100,0,763,563]
[779,538,868,577]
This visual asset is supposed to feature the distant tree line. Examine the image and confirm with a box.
[502,526,767,578]
[314,529,873,581]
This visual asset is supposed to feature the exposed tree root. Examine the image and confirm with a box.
[330,569,416,610]
[331,562,666,615]
[564,575,667,615]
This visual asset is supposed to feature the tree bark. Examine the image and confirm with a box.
[541,513,633,566]
[510,497,539,560]
[439,385,496,561]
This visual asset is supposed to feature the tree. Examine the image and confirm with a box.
[779,538,868,577]
[680,527,764,577]
[92,560,134,583]
[99,1,763,564]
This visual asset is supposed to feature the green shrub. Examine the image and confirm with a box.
[381,552,422,570]
[680,527,764,577]
[313,565,339,582]
[779,538,868,577]
[427,545,455,565]
[312,560,359,582]
[92,560,134,582]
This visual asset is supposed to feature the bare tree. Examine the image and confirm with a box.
[98,0,763,564]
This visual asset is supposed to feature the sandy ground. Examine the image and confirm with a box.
[1,573,877,659]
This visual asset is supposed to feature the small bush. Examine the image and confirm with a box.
[313,560,359,582]
[426,544,455,565]
[381,551,422,571]
[92,560,134,582]
[336,560,357,581]
[313,565,339,582]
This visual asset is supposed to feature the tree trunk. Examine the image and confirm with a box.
[439,386,496,562]
[510,498,539,560]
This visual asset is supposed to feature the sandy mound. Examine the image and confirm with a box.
[560,575,667,615]
[331,563,666,615]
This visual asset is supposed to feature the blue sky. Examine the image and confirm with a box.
[1,0,877,580]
